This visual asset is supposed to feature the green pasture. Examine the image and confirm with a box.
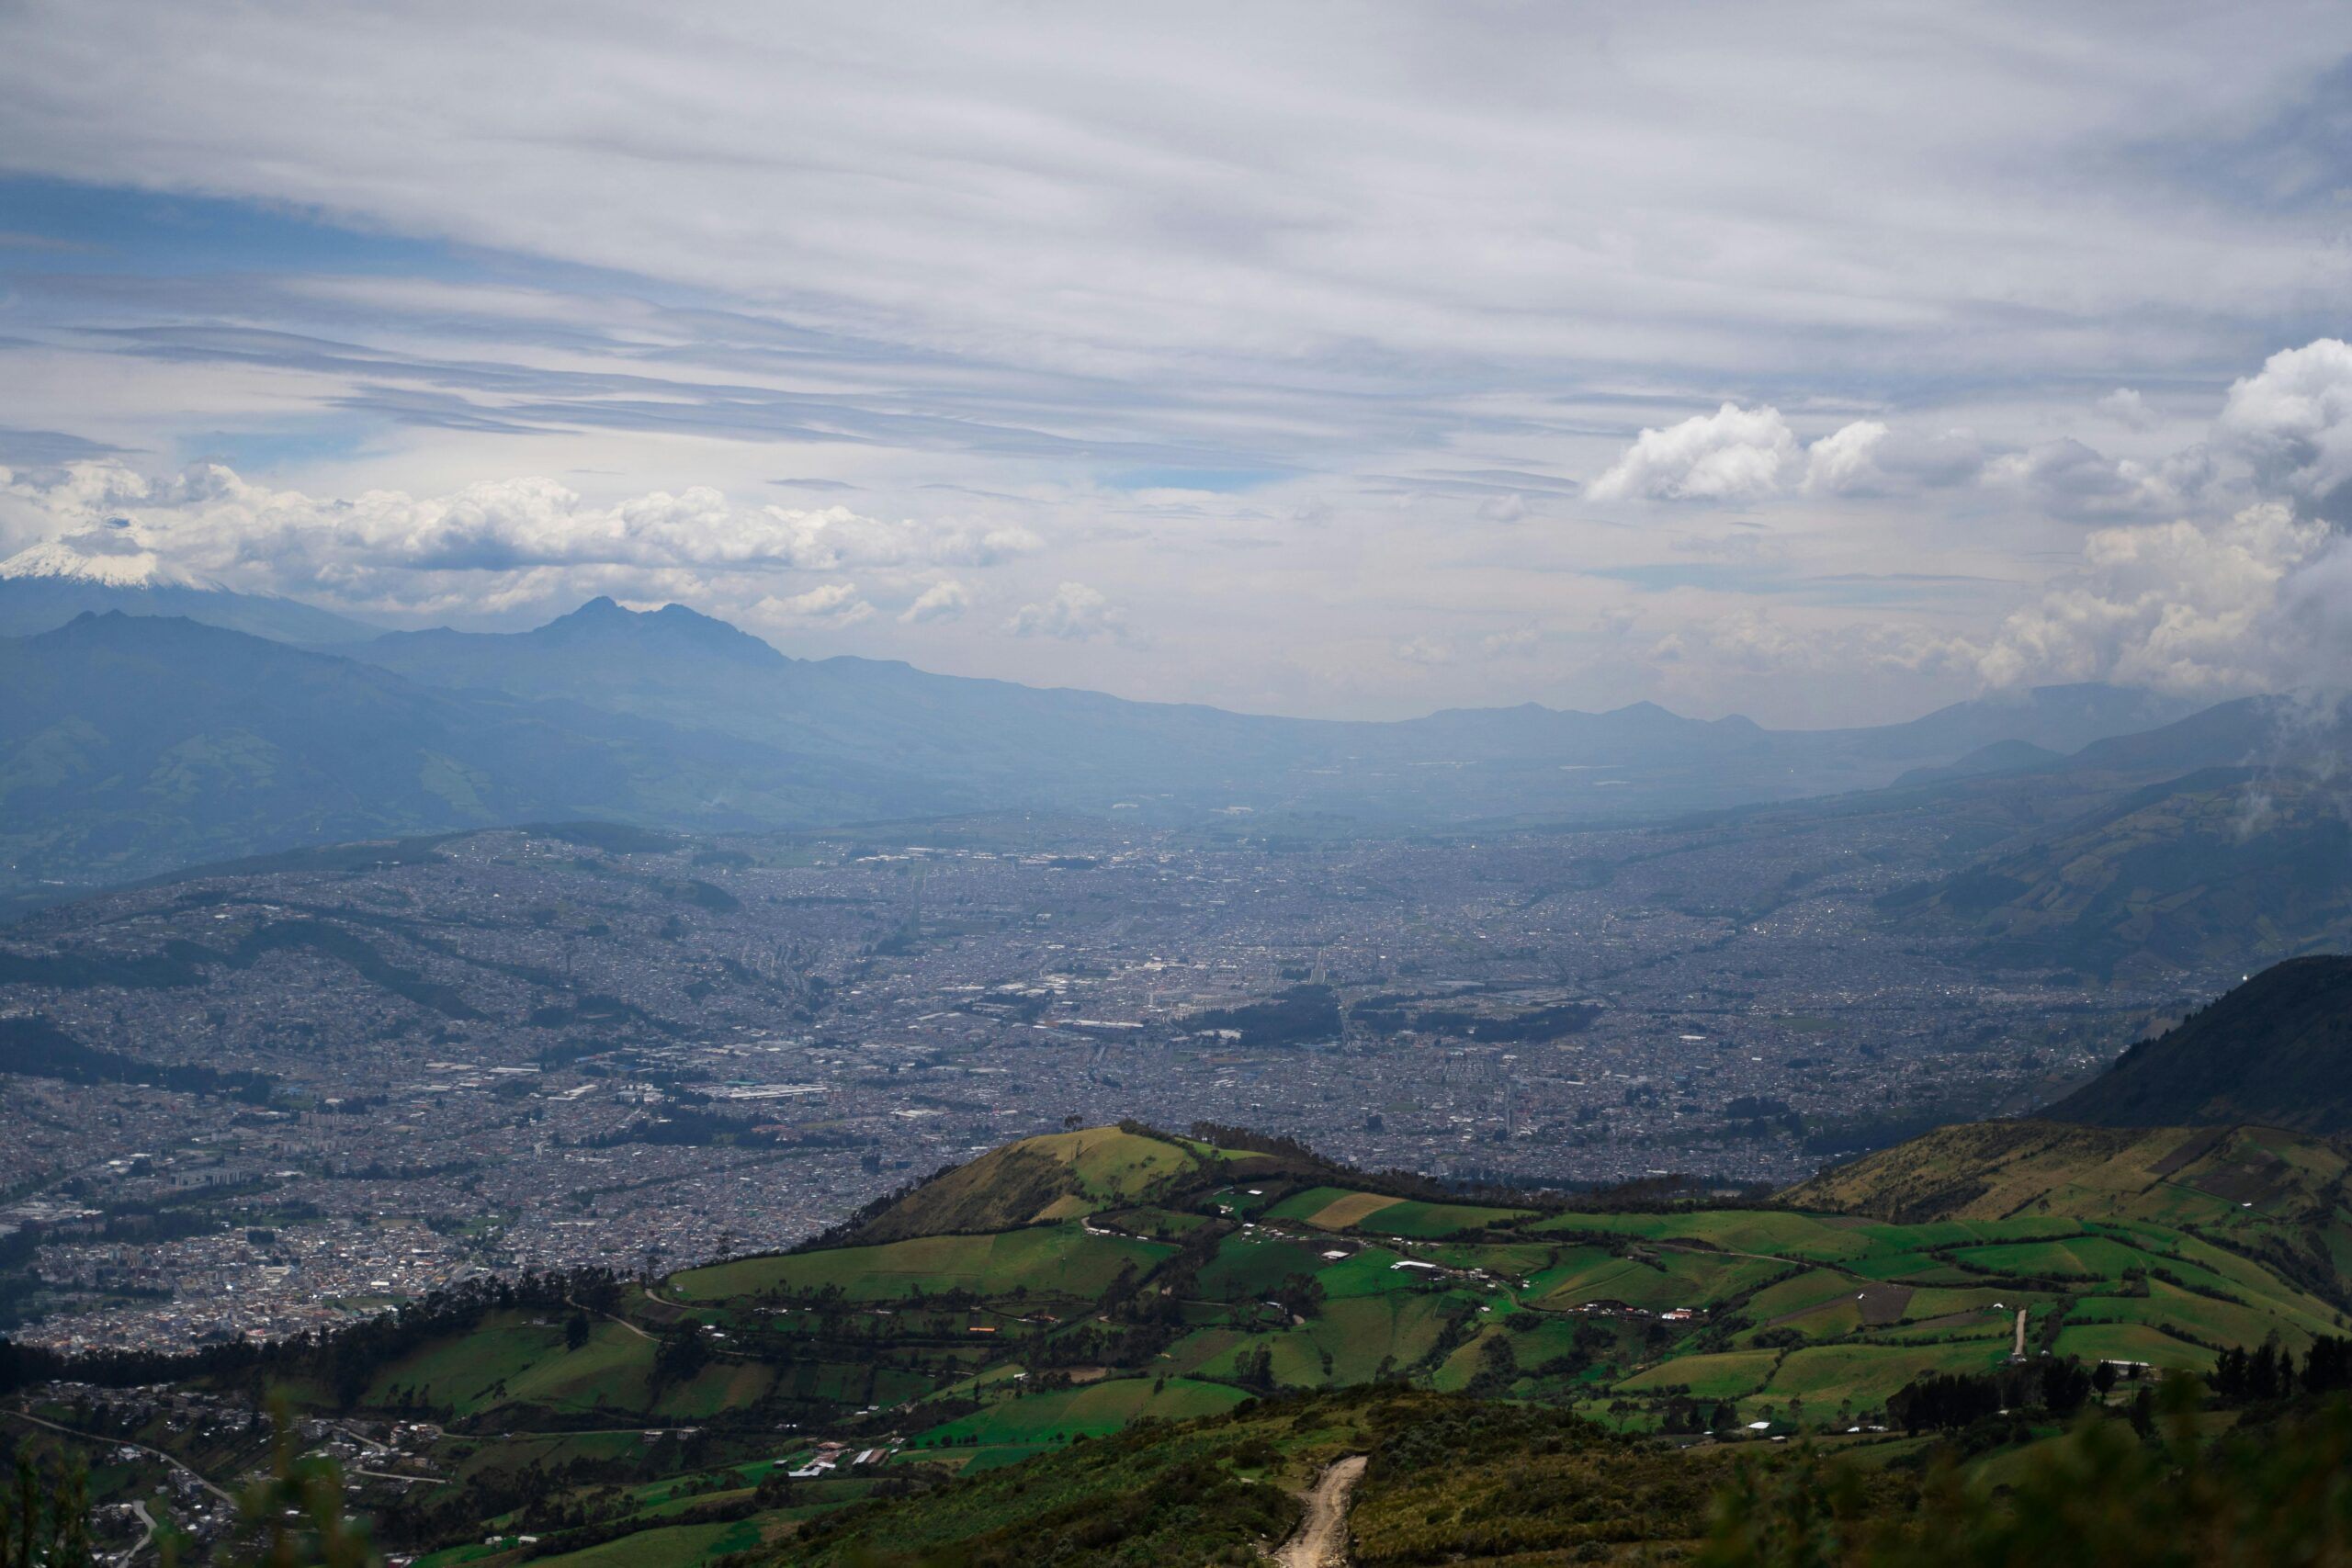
[669,1223,1170,1303]
[526,1517,769,1568]
[1358,1199,1533,1237]
[911,1375,1247,1449]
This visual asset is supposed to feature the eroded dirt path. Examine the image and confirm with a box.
[1275,1454,1369,1568]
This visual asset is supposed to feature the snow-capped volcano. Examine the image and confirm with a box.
[0,531,377,644]
[0,532,201,589]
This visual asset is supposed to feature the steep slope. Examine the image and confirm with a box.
[0,613,951,895]
[2045,955,2352,1132]
[1877,771,2352,980]
[1782,1113,2352,1311]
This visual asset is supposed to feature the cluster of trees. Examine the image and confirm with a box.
[2214,1334,2352,1403]
[0,1457,93,1568]
[1701,1384,2352,1567]
[1886,1359,2096,1434]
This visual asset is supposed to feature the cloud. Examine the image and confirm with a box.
[2217,337,2352,522]
[2098,388,2157,430]
[1589,404,1897,502]
[0,459,1038,615]
[1008,581,1125,641]
[1480,627,1540,660]
[1588,403,1802,502]
[762,580,874,626]
[1394,635,1453,666]
[1982,437,2211,520]
[1800,420,1890,494]
[1975,502,2331,694]
[898,579,970,624]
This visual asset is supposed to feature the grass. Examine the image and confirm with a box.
[671,1223,1170,1303]
[910,1375,1248,1449]
[526,1517,770,1568]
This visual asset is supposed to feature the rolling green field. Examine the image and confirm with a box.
[670,1222,1171,1303]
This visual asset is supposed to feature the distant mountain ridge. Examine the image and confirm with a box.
[350,596,2212,813]
[0,611,958,898]
[0,592,2288,901]
[1880,768,2352,980]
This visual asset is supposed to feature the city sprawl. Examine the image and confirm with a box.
[0,808,2188,1356]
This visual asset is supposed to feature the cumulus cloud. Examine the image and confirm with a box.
[1800,420,1890,494]
[2217,337,2352,522]
[1589,403,1801,502]
[2098,388,2157,430]
[1975,502,2331,694]
[1589,404,1898,502]
[762,580,875,626]
[1008,581,1125,641]
[898,579,971,625]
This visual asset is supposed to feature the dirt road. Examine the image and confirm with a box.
[4,1409,232,1502]
[2012,1308,2029,1358]
[1275,1454,1369,1568]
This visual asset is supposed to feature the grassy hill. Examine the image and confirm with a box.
[841,1125,1291,1243]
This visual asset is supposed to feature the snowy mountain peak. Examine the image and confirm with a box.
[0,533,197,589]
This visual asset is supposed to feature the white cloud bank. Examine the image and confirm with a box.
[2217,338,2352,522]
[0,460,1041,620]
[1977,503,2334,694]
[1969,338,2352,695]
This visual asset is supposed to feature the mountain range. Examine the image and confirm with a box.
[0,559,2309,912]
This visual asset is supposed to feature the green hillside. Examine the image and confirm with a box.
[2046,954,2352,1133]
[841,1125,1281,1243]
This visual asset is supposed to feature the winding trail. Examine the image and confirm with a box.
[1275,1455,1368,1568]
[2012,1308,2029,1359]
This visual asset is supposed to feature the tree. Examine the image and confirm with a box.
[1703,1381,2352,1568]
[565,1311,592,1351]
[653,1321,710,1385]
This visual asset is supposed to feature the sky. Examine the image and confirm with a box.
[3,2,2352,726]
